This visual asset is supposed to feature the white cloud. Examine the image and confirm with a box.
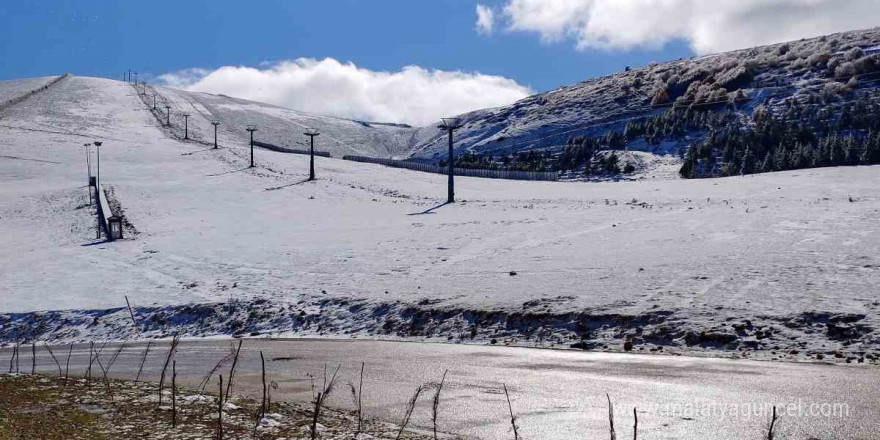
[157,58,532,127]
[156,68,211,88]
[476,4,496,35]
[502,0,880,54]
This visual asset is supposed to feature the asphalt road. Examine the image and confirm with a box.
[5,339,879,439]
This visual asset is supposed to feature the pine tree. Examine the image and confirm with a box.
[829,136,844,164]
[843,134,859,165]
[679,154,694,178]
[741,147,756,175]
[811,143,824,167]
[761,151,774,173]
[862,130,880,164]
[773,144,788,170]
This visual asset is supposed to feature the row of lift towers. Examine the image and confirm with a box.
[123,69,464,201]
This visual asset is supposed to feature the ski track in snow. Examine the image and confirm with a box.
[0,76,879,364]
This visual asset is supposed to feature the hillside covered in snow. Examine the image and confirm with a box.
[1,73,880,365]
[407,27,880,178]
[142,84,419,159]
[108,27,880,182]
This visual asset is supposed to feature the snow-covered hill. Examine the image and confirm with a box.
[2,73,880,364]
[408,27,880,161]
[122,27,880,170]
[0,76,60,105]
[143,83,418,159]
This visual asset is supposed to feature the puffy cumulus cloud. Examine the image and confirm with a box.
[502,0,880,54]
[157,58,531,127]
[476,4,496,35]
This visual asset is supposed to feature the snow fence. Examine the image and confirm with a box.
[0,73,70,112]
[252,140,331,157]
[342,155,559,181]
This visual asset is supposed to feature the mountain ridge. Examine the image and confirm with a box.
[408,26,880,168]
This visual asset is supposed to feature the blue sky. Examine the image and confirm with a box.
[1,0,870,125]
[0,0,692,92]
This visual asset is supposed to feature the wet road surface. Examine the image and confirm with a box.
[5,338,879,439]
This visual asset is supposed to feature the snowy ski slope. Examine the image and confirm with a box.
[0,76,59,105]
[146,84,418,159]
[1,76,879,361]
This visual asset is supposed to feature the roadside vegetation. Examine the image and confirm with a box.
[0,367,788,440]
[0,338,807,440]
[0,372,433,440]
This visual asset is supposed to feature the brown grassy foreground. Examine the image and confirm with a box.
[0,373,435,440]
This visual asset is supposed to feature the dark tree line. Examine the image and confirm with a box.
[557,107,738,173]
[447,89,880,178]
[444,150,555,172]
[623,108,738,146]
[556,89,880,178]
[681,93,880,177]
[557,137,633,174]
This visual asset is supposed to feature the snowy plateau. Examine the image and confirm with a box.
[2,29,880,366]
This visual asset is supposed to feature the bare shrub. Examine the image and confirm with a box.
[503,383,519,440]
[7,343,16,373]
[134,341,152,383]
[827,57,842,73]
[43,343,63,378]
[607,393,616,440]
[806,52,832,68]
[777,43,790,56]
[86,342,95,390]
[835,62,856,79]
[64,343,73,386]
[396,384,427,440]
[223,339,243,403]
[767,405,779,439]
[347,362,366,436]
[172,360,177,428]
[853,54,880,75]
[762,54,782,68]
[259,351,268,420]
[431,369,448,439]
[198,345,235,395]
[742,57,761,69]
[158,335,181,405]
[311,364,340,440]
[633,407,638,440]
[822,81,849,99]
[846,47,864,61]
[790,57,809,70]
[691,83,719,103]
[716,65,754,90]
[101,342,126,385]
[217,375,224,440]
[716,58,739,73]
[650,88,670,106]
[125,296,139,334]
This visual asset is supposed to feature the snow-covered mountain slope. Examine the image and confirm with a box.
[2,75,880,363]
[144,84,418,158]
[133,26,880,168]
[408,27,880,160]
[0,76,60,105]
